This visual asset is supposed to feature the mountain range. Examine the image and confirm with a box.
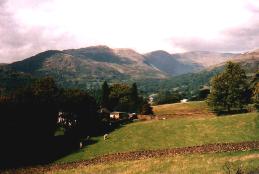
[1,45,258,91]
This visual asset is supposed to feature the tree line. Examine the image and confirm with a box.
[100,82,152,114]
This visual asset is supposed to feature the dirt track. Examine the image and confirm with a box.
[6,141,259,174]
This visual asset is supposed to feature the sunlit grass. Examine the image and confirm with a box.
[153,101,214,118]
[57,109,259,163]
[49,150,259,174]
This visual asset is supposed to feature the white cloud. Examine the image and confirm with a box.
[0,0,258,62]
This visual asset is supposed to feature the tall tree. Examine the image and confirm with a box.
[109,83,130,111]
[100,81,110,108]
[198,86,210,100]
[140,100,154,115]
[251,71,259,111]
[8,77,60,138]
[154,90,182,105]
[207,62,249,113]
[254,83,259,111]
[130,83,139,112]
[130,83,138,101]
[59,89,98,137]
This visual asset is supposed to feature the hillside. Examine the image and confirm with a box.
[137,67,223,97]
[9,46,231,90]
[174,51,237,67]
[141,51,258,97]
[8,102,259,174]
[144,50,203,75]
[8,46,168,88]
[2,46,258,94]
[56,102,259,163]
[8,46,213,84]
[0,66,34,94]
[209,49,259,74]
[40,151,259,174]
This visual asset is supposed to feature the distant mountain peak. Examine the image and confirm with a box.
[173,51,237,67]
[65,45,113,54]
[145,50,203,75]
[184,50,214,54]
[28,50,63,60]
[146,50,172,57]
[245,48,259,54]
[113,48,145,62]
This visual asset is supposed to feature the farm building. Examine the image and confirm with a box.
[98,107,111,119]
[110,112,129,119]
[180,99,188,103]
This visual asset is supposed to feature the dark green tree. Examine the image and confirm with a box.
[59,89,98,137]
[154,90,182,105]
[198,86,210,100]
[207,62,249,113]
[130,83,138,101]
[0,77,61,168]
[130,83,140,112]
[31,77,60,137]
[109,83,130,111]
[140,100,153,115]
[100,81,110,108]
[8,77,60,138]
[254,83,259,111]
[251,71,259,110]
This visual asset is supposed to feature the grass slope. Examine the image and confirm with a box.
[57,102,259,163]
[47,150,259,174]
[153,101,214,118]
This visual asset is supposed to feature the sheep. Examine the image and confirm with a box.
[86,136,90,140]
[103,133,108,140]
[79,141,83,149]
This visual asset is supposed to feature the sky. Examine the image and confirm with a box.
[0,0,259,63]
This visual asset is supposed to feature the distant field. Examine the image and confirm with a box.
[57,110,259,163]
[153,101,214,118]
[48,150,259,174]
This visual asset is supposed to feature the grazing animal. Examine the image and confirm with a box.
[79,141,83,149]
[104,134,108,140]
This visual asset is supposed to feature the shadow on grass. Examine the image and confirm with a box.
[0,118,133,170]
[215,109,249,116]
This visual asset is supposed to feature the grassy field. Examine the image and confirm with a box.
[48,150,259,174]
[57,102,259,163]
[153,101,214,118]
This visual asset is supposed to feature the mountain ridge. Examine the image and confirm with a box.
[2,45,258,91]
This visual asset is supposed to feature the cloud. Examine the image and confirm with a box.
[171,1,259,53]
[1,0,259,62]
[0,0,77,63]
[171,21,259,53]
[246,0,259,14]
